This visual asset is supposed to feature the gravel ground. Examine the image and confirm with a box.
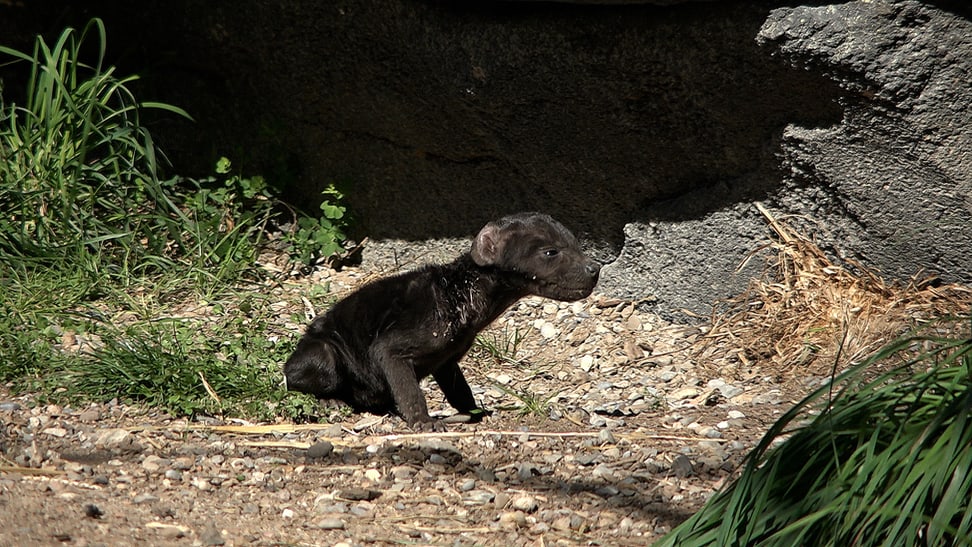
[0,259,829,546]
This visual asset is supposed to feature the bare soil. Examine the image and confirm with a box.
[0,261,865,547]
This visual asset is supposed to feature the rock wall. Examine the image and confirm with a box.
[1,0,969,318]
[761,0,972,284]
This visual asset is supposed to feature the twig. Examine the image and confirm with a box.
[198,371,221,404]
[0,466,66,476]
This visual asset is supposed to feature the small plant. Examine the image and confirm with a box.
[286,184,348,265]
[0,19,352,424]
[492,382,560,418]
[474,325,528,365]
[0,18,191,276]
[169,157,278,289]
[658,318,972,547]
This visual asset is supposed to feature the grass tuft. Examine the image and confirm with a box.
[658,319,972,547]
[0,19,347,422]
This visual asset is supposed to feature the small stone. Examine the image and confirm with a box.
[719,384,745,399]
[671,455,694,477]
[42,427,68,438]
[364,469,381,482]
[462,490,495,505]
[281,508,295,518]
[669,387,699,400]
[198,524,225,546]
[574,451,599,466]
[492,373,512,385]
[499,511,528,529]
[517,463,539,481]
[595,485,620,497]
[391,465,414,481]
[511,496,539,513]
[592,464,615,481]
[540,322,557,339]
[133,493,160,504]
[141,455,168,473]
[171,457,193,471]
[84,504,103,519]
[79,408,102,422]
[146,522,189,538]
[598,429,616,445]
[727,410,746,420]
[459,478,476,492]
[0,402,22,412]
[92,428,132,448]
[579,355,595,372]
[656,370,678,382]
[315,517,346,530]
[306,441,334,459]
[164,469,183,481]
[338,488,381,501]
[752,390,783,405]
[191,477,213,492]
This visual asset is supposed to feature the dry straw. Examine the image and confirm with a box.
[699,203,972,373]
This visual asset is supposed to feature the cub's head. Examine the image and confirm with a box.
[470,212,600,301]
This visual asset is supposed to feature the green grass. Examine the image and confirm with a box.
[657,318,972,547]
[0,19,343,422]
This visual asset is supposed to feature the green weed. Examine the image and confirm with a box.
[286,183,348,266]
[0,18,191,277]
[0,19,350,422]
[657,317,972,547]
[474,325,528,365]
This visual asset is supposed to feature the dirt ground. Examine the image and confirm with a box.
[0,259,883,547]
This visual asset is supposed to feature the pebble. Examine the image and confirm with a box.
[315,517,346,530]
[719,384,745,399]
[752,390,783,405]
[92,429,131,447]
[164,469,183,481]
[591,464,615,481]
[306,441,334,459]
[540,323,558,339]
[462,490,495,505]
[511,496,539,513]
[669,387,699,400]
[0,402,22,412]
[198,524,226,546]
[671,455,694,477]
[338,488,381,501]
[78,408,101,422]
[133,493,160,504]
[598,429,616,445]
[142,455,168,473]
[499,511,528,528]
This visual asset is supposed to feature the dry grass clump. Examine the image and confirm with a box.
[702,203,972,372]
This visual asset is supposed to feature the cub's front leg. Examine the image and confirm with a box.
[371,345,442,430]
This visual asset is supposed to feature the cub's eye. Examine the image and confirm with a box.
[543,249,559,257]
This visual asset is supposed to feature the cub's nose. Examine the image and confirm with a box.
[586,261,601,278]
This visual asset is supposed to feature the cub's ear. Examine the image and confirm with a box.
[470,222,502,266]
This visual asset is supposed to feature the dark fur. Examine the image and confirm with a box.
[283,212,600,429]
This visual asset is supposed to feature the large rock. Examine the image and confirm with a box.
[758,0,972,285]
[1,0,968,317]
